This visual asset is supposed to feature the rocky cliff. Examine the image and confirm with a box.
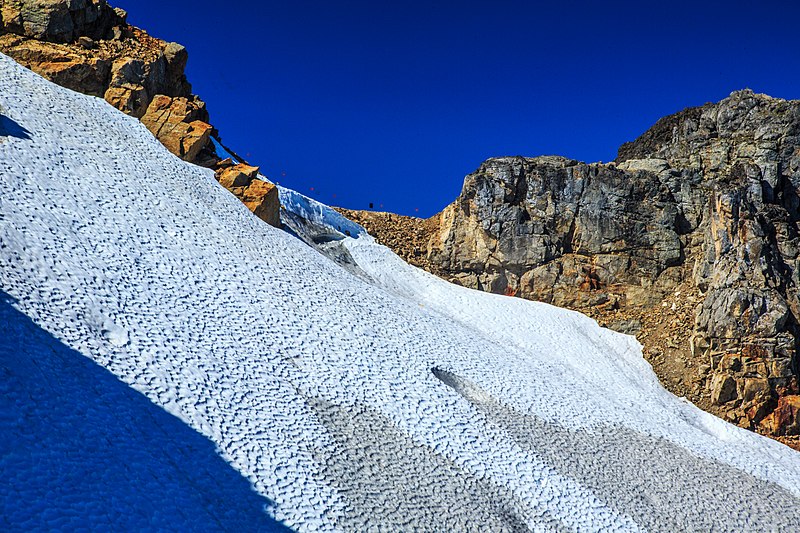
[342,90,800,446]
[0,0,280,227]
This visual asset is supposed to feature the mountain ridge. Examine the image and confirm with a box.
[8,51,800,528]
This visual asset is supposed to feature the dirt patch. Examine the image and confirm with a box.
[333,208,442,274]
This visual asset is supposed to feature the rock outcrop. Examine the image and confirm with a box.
[215,162,280,228]
[0,0,124,43]
[340,90,800,443]
[3,2,794,447]
[0,0,209,164]
[140,95,212,162]
[0,0,283,220]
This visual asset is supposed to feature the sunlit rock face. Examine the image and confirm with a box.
[425,90,800,437]
[0,0,212,165]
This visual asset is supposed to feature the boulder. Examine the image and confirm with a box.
[104,57,149,116]
[741,378,771,405]
[216,163,258,188]
[760,396,800,436]
[162,41,191,96]
[213,164,280,228]
[240,178,280,228]
[710,374,738,405]
[77,35,96,49]
[140,95,212,162]
[178,120,212,162]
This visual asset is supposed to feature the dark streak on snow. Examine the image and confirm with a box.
[432,367,800,532]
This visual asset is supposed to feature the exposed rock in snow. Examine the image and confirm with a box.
[0,1,206,162]
[216,163,281,228]
[140,94,212,162]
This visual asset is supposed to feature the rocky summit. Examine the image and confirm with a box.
[343,90,800,446]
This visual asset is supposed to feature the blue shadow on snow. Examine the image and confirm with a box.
[0,291,293,532]
[0,115,32,140]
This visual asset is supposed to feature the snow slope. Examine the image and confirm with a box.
[1,52,800,531]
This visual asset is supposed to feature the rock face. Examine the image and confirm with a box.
[1,0,283,227]
[0,1,206,163]
[429,155,685,307]
[215,163,281,228]
[0,34,111,95]
[0,0,286,223]
[0,0,124,43]
[342,90,800,440]
[140,95,212,162]
[103,43,192,118]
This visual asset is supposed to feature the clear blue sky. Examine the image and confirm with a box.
[117,0,800,217]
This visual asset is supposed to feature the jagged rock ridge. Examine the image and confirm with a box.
[0,0,210,162]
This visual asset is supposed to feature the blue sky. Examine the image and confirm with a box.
[117,1,800,217]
